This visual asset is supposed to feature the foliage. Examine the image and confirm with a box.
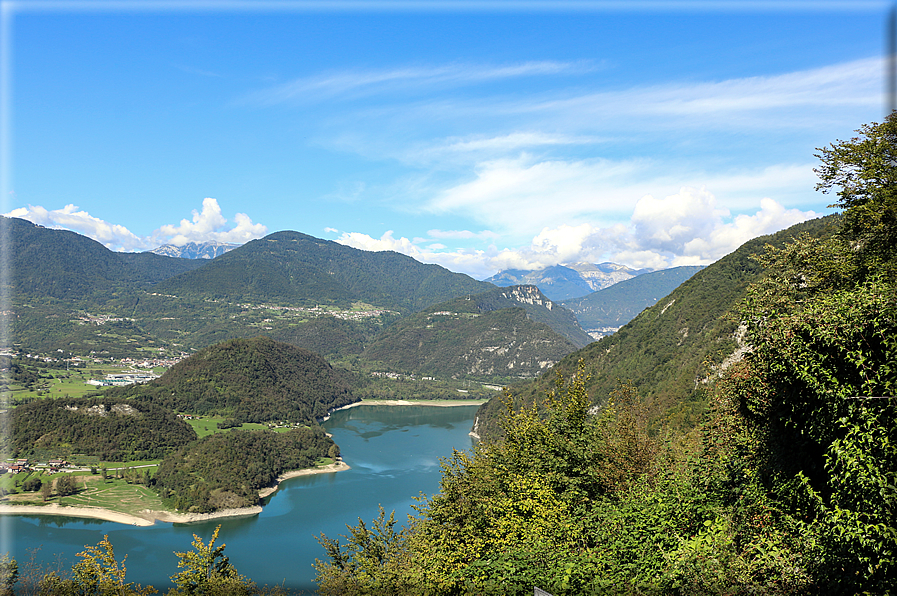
[169,526,252,596]
[0,554,17,596]
[7,397,196,461]
[814,112,897,278]
[39,535,156,596]
[116,337,357,423]
[153,426,336,513]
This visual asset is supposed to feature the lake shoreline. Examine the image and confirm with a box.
[321,397,487,421]
[0,462,350,527]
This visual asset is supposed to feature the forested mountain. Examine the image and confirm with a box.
[561,265,704,334]
[485,261,652,300]
[473,215,838,440]
[3,217,204,302]
[361,286,584,383]
[113,337,357,422]
[155,230,495,312]
[5,397,196,461]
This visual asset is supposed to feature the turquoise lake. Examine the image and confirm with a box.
[0,404,480,594]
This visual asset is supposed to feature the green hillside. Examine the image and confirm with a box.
[155,230,495,312]
[114,337,358,422]
[473,215,839,440]
[3,216,203,303]
[562,265,704,332]
[359,285,593,384]
[6,397,196,461]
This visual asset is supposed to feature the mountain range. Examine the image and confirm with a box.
[149,241,239,260]
[472,214,839,440]
[561,265,704,337]
[484,262,653,301]
[3,217,593,384]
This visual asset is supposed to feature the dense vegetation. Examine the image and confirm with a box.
[4,397,196,461]
[313,116,897,594]
[113,337,358,423]
[561,265,704,330]
[153,426,337,513]
[473,214,836,441]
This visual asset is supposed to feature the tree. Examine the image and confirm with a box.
[169,525,252,596]
[55,474,78,497]
[814,112,897,277]
[39,535,155,596]
[0,554,18,596]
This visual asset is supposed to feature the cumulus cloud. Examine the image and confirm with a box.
[6,198,268,252]
[6,204,146,251]
[334,189,819,279]
[154,198,267,246]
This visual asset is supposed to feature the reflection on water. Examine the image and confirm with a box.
[1,404,479,594]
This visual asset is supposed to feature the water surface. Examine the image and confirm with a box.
[0,404,479,593]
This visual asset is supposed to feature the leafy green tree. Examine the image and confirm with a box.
[0,554,18,596]
[55,474,78,497]
[168,526,252,596]
[39,535,156,595]
[814,112,897,278]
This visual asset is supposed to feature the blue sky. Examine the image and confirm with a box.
[1,1,888,279]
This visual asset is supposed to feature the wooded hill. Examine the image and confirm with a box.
[109,337,358,422]
[473,215,838,440]
[4,397,196,461]
[154,426,337,513]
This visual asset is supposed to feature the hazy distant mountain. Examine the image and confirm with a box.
[561,266,705,337]
[149,241,240,260]
[485,262,652,301]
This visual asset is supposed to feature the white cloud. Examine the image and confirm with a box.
[6,204,145,251]
[335,189,819,278]
[6,198,268,252]
[155,198,267,246]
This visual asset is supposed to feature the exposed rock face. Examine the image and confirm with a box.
[63,403,139,417]
[149,241,239,260]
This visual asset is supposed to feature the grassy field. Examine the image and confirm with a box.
[58,476,164,515]
[2,473,165,518]
[185,416,276,438]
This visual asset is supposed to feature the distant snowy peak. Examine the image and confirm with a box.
[149,241,240,260]
[484,262,654,301]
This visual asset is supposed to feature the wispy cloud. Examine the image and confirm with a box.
[6,198,268,252]
[241,60,596,106]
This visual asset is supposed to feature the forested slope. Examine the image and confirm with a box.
[473,215,837,440]
[113,337,357,422]
[5,397,196,461]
